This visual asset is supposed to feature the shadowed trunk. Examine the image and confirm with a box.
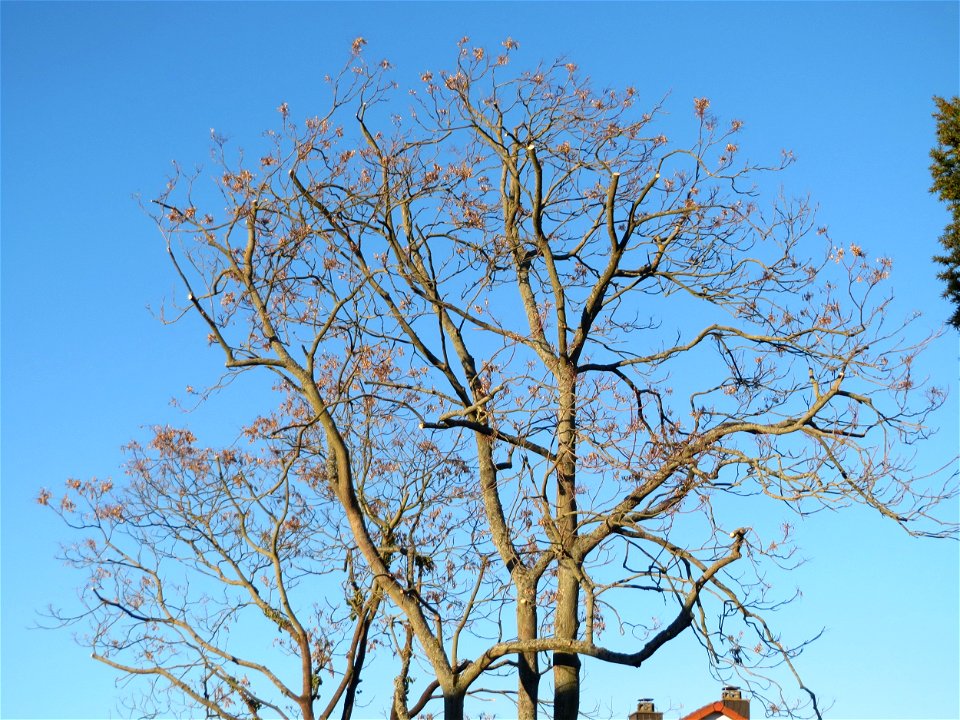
[443,690,465,720]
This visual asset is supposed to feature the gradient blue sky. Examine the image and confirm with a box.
[2,2,958,719]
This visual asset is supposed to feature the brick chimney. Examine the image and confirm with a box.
[628,698,663,720]
[721,686,750,719]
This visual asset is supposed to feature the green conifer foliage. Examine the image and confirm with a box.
[930,95,960,328]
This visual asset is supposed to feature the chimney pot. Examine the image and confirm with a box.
[721,686,750,719]
[628,697,663,720]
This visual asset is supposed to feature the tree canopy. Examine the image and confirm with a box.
[41,39,957,720]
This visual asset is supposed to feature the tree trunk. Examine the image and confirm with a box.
[553,563,581,720]
[553,368,580,720]
[443,690,465,720]
[473,427,541,718]
[516,586,540,720]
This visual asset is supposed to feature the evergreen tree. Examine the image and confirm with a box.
[930,95,960,328]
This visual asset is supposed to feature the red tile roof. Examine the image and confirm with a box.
[679,701,749,720]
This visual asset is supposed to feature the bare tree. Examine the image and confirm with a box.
[42,388,510,719]
[41,423,387,720]
[41,390,501,720]
[55,37,955,720]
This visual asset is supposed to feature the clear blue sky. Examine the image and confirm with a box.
[1,2,957,719]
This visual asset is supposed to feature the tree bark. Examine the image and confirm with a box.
[553,564,581,720]
[443,690,465,720]
[516,586,540,720]
[553,367,581,720]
